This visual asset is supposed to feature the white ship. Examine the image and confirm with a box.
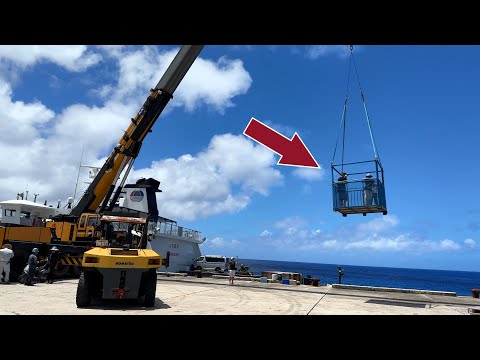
[149,216,205,273]
[0,198,73,226]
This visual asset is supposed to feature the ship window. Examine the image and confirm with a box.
[4,209,15,217]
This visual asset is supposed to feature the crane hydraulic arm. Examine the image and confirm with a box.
[70,45,204,217]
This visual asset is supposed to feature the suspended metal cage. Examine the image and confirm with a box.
[332,159,387,217]
[331,45,388,217]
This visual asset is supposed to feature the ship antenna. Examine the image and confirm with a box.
[73,145,85,206]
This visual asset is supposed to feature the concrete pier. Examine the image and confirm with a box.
[0,274,478,315]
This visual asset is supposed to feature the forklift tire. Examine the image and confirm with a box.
[76,272,93,308]
[143,271,157,307]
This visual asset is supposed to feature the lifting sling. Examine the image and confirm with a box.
[331,46,387,217]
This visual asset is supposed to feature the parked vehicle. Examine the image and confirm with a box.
[18,264,48,284]
[237,264,253,277]
[193,255,227,273]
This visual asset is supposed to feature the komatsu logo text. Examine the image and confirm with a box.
[115,262,134,266]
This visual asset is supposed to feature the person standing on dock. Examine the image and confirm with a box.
[228,257,237,285]
[25,248,39,286]
[338,265,345,284]
[45,246,60,284]
[0,244,14,283]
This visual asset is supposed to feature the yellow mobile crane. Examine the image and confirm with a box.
[0,46,204,292]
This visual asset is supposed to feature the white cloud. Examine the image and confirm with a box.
[464,238,476,248]
[202,237,242,253]
[204,134,282,195]
[106,47,252,114]
[322,240,338,249]
[48,74,61,89]
[292,167,324,181]
[0,82,55,144]
[260,230,271,237]
[130,134,283,220]
[207,237,225,248]
[256,215,465,254]
[174,54,253,113]
[340,236,461,252]
[0,45,256,212]
[306,45,351,60]
[438,239,461,250]
[54,102,134,152]
[91,84,114,99]
[355,215,400,234]
[345,235,414,251]
[273,216,308,229]
[262,120,296,139]
[96,45,128,58]
[0,45,102,72]
[0,88,133,203]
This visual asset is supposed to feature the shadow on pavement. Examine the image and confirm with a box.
[86,297,171,311]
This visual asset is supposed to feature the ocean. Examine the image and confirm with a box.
[237,258,480,296]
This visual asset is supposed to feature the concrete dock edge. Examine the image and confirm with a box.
[332,284,457,296]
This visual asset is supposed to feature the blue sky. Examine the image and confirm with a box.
[0,45,479,272]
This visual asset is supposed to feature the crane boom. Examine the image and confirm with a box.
[70,45,204,217]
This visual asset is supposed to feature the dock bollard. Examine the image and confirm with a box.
[472,289,480,298]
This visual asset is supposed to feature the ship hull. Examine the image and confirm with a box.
[150,232,202,273]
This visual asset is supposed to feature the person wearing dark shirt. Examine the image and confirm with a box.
[46,246,60,284]
[228,257,237,285]
[338,266,345,284]
[337,172,348,208]
[25,248,39,286]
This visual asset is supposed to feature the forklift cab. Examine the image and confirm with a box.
[96,215,148,249]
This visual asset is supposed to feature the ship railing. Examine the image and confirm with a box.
[153,221,203,241]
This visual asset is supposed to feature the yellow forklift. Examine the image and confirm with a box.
[76,214,169,307]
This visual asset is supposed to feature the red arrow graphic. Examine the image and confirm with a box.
[243,117,319,168]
